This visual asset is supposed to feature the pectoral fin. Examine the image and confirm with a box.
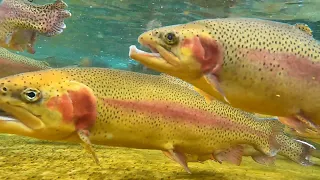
[193,86,215,103]
[204,74,230,104]
[163,150,191,174]
[78,129,100,165]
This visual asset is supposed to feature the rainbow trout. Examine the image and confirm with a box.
[161,74,317,166]
[0,67,294,173]
[129,18,320,138]
[0,48,50,78]
[0,0,71,53]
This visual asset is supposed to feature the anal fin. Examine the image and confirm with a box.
[77,129,100,165]
[163,150,191,174]
[213,145,244,166]
[251,155,276,166]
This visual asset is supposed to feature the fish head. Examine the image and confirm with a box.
[0,70,97,141]
[129,21,224,81]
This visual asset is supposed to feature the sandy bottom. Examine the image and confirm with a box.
[0,134,319,180]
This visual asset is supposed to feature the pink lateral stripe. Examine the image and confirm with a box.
[244,49,320,82]
[103,98,265,136]
[0,58,41,71]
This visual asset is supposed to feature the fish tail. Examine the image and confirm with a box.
[276,134,315,166]
[293,139,315,166]
[255,118,285,157]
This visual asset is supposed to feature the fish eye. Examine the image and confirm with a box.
[167,33,174,40]
[21,88,41,103]
[163,32,178,45]
[0,86,7,93]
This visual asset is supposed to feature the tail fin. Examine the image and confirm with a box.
[293,139,315,166]
[277,135,315,166]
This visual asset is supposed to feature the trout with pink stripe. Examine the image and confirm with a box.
[129,18,320,140]
[0,67,314,173]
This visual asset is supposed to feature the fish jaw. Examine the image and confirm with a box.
[129,44,203,81]
[129,26,212,80]
[129,24,229,102]
[129,45,226,102]
[0,0,72,53]
[0,100,44,139]
[0,70,97,141]
[0,100,44,130]
[0,99,74,141]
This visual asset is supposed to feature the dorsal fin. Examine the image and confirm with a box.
[294,23,313,36]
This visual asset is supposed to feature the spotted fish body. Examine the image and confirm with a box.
[129,18,320,136]
[162,74,315,166]
[0,48,50,78]
[191,18,320,122]
[0,0,71,53]
[0,68,286,172]
[186,135,315,166]
[275,134,314,165]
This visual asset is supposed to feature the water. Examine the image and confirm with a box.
[16,0,320,69]
[1,0,320,179]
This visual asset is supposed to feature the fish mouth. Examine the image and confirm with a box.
[0,102,45,131]
[0,108,35,136]
[0,104,80,142]
[129,44,162,58]
[129,38,204,81]
[129,40,182,73]
[0,109,18,121]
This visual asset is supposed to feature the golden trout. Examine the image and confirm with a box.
[0,0,71,53]
[0,67,291,173]
[129,18,320,138]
